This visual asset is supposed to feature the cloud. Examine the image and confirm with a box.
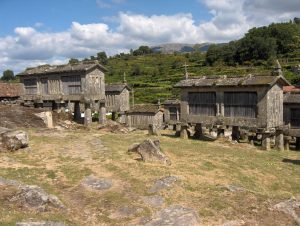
[1,0,300,74]
[96,0,125,9]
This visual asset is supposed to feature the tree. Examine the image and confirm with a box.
[68,58,79,64]
[133,46,153,56]
[1,70,14,81]
[96,51,108,64]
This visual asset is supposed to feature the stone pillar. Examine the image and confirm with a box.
[232,126,240,141]
[296,137,300,150]
[217,128,225,138]
[175,123,181,137]
[248,134,255,146]
[193,123,202,139]
[126,114,131,128]
[99,102,106,124]
[74,101,81,122]
[112,112,116,121]
[262,132,271,151]
[284,136,291,151]
[180,125,188,139]
[275,130,284,151]
[84,103,92,127]
[148,124,160,136]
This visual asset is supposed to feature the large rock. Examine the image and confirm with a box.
[128,139,171,165]
[1,130,29,151]
[10,185,65,211]
[143,205,200,226]
[273,197,300,224]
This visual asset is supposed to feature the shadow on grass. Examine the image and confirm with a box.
[282,158,300,165]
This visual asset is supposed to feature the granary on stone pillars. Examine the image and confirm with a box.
[18,61,107,126]
[163,99,181,126]
[105,84,131,122]
[174,72,290,150]
[126,104,164,130]
[283,85,300,150]
[0,83,23,104]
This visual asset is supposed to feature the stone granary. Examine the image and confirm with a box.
[174,74,290,150]
[18,61,107,125]
[0,83,23,104]
[105,84,131,121]
[283,85,300,149]
[163,99,181,126]
[126,104,164,130]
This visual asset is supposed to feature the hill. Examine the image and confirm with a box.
[151,43,214,54]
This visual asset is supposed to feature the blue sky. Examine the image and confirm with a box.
[0,0,299,74]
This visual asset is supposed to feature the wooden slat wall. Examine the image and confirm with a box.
[188,92,216,116]
[41,78,48,95]
[224,92,257,118]
[62,76,81,94]
[24,78,37,95]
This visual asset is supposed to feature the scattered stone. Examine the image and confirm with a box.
[128,139,171,165]
[223,184,245,193]
[148,176,178,194]
[16,221,66,226]
[82,175,112,191]
[221,219,245,226]
[1,130,29,151]
[110,205,144,219]
[144,205,200,226]
[10,185,65,211]
[141,195,164,208]
[98,120,129,134]
[273,197,300,224]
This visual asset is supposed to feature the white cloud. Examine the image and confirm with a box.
[1,0,300,74]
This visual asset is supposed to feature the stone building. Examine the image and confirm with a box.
[18,61,107,125]
[163,99,181,126]
[126,104,164,129]
[283,85,300,149]
[174,74,290,149]
[0,83,23,104]
[105,84,131,121]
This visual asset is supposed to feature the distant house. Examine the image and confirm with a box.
[18,61,107,124]
[126,104,164,129]
[105,84,131,120]
[163,99,181,125]
[0,83,23,103]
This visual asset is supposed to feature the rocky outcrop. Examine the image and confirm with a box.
[128,139,171,165]
[148,176,178,194]
[0,127,29,151]
[0,177,64,211]
[143,205,200,226]
[273,197,300,224]
[81,175,112,191]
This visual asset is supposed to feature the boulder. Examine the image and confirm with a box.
[128,139,171,165]
[10,185,65,211]
[273,197,300,224]
[143,205,200,226]
[1,130,29,151]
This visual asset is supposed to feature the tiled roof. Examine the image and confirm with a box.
[0,83,23,97]
[283,86,300,93]
[18,61,107,76]
[174,75,290,88]
[105,84,131,92]
[128,104,163,113]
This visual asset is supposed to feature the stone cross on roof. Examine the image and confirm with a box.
[273,59,283,76]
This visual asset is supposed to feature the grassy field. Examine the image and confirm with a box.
[0,126,300,225]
